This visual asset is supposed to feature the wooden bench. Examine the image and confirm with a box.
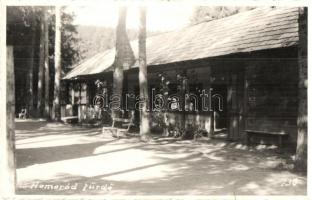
[245,129,288,148]
[102,113,135,138]
[61,116,78,124]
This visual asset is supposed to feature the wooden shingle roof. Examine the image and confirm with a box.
[63,7,299,80]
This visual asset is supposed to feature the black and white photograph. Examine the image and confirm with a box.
[0,0,308,197]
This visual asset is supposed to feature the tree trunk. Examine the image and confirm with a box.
[0,45,16,194]
[44,10,50,119]
[295,7,307,172]
[27,18,36,118]
[37,10,45,118]
[112,7,127,118]
[138,7,151,141]
[52,6,62,121]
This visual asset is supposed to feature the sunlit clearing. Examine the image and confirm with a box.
[18,147,193,183]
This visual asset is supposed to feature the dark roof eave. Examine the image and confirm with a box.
[65,44,298,80]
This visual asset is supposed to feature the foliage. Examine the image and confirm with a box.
[48,8,80,73]
[190,6,255,25]
[7,6,81,112]
[154,70,202,139]
[75,26,164,61]
[7,6,80,73]
[7,6,36,46]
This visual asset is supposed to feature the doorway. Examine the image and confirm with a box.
[211,84,228,137]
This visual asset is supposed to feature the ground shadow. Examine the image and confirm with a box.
[15,121,307,195]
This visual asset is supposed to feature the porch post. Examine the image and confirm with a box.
[70,82,75,116]
[243,68,249,143]
[237,68,246,141]
[71,82,75,105]
[228,73,239,140]
[203,65,213,137]
[85,82,89,105]
[78,82,82,122]
[123,72,129,115]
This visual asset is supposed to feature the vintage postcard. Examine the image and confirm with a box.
[0,0,309,199]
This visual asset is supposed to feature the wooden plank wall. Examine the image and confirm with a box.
[245,50,298,145]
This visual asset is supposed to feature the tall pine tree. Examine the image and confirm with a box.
[138,6,151,141]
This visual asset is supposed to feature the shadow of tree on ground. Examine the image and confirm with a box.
[15,121,307,195]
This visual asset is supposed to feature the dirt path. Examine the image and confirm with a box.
[15,120,306,195]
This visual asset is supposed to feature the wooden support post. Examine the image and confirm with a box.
[205,66,213,138]
[71,82,75,105]
[180,69,188,138]
[78,82,82,122]
[228,74,239,140]
[79,82,81,105]
[85,83,89,105]
[243,69,249,144]
[210,106,214,137]
[237,68,245,140]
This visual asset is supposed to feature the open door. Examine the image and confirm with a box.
[211,84,228,138]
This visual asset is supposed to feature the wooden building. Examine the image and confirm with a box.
[62,7,305,146]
